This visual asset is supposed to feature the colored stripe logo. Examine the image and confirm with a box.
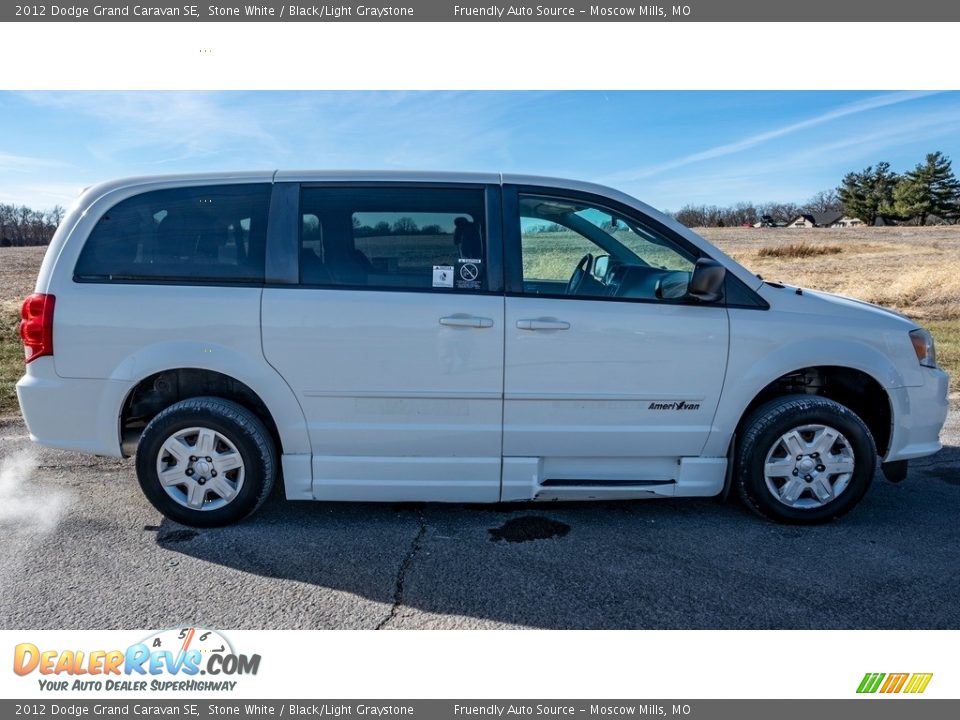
[857,672,933,694]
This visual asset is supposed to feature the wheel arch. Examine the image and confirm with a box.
[117,360,309,458]
[729,365,893,458]
[707,332,907,462]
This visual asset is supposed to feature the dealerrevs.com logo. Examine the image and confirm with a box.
[13,627,260,692]
[857,672,933,694]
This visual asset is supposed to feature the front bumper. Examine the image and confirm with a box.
[885,367,950,462]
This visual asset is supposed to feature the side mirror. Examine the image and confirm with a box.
[686,258,726,303]
[593,255,610,279]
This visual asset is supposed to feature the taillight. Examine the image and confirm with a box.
[20,293,55,363]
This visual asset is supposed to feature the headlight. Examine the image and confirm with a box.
[909,328,937,368]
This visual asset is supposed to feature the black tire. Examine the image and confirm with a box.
[735,395,876,524]
[136,397,276,527]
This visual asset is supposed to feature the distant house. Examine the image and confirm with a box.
[787,211,862,228]
[753,215,791,228]
[752,214,779,228]
[830,215,864,228]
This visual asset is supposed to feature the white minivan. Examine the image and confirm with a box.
[16,171,949,526]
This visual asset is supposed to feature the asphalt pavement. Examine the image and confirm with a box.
[1,410,957,630]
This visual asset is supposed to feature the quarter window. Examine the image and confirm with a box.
[74,184,271,283]
[299,187,488,291]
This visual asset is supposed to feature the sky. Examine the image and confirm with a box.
[1,90,959,212]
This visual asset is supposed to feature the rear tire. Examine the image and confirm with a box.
[736,395,876,524]
[136,397,276,527]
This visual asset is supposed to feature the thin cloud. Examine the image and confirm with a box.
[3,91,958,210]
[270,91,539,169]
[0,152,65,171]
[21,91,286,164]
[18,90,536,173]
[602,91,942,183]
[626,108,960,210]
[715,109,960,186]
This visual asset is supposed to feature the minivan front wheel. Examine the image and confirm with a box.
[736,395,876,523]
[136,397,276,527]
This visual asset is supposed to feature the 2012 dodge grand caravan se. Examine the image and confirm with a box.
[16,171,949,527]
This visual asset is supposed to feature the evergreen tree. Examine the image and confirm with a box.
[891,152,960,225]
[837,162,899,225]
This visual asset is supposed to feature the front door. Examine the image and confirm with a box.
[262,184,504,502]
[501,187,729,498]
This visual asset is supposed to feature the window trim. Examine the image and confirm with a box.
[293,182,504,296]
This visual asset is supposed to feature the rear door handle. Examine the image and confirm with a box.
[439,315,494,329]
[516,319,571,331]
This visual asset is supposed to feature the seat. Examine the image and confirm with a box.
[453,217,482,259]
[300,247,333,284]
[156,209,219,264]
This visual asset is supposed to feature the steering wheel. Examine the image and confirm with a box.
[565,254,594,295]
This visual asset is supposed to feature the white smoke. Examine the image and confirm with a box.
[0,449,71,534]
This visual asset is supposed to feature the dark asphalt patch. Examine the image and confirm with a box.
[488,516,571,543]
[157,529,199,544]
[923,466,959,485]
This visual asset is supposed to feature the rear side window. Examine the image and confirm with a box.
[299,186,488,291]
[74,184,271,283]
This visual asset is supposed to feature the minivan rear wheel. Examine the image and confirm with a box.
[135,397,276,527]
[735,395,876,524]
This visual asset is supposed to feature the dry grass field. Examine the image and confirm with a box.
[703,226,960,323]
[706,226,960,398]
[1,225,958,415]
[1,245,46,415]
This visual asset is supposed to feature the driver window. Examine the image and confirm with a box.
[518,193,696,301]
[520,216,604,283]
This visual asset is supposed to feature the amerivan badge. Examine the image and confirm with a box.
[648,400,701,411]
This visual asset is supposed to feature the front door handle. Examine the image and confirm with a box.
[439,315,494,329]
[516,319,571,331]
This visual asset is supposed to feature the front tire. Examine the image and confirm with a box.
[736,395,876,524]
[136,397,276,527]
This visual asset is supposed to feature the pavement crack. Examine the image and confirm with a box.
[376,507,426,630]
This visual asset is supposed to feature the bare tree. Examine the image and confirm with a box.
[802,189,843,214]
[0,203,62,246]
